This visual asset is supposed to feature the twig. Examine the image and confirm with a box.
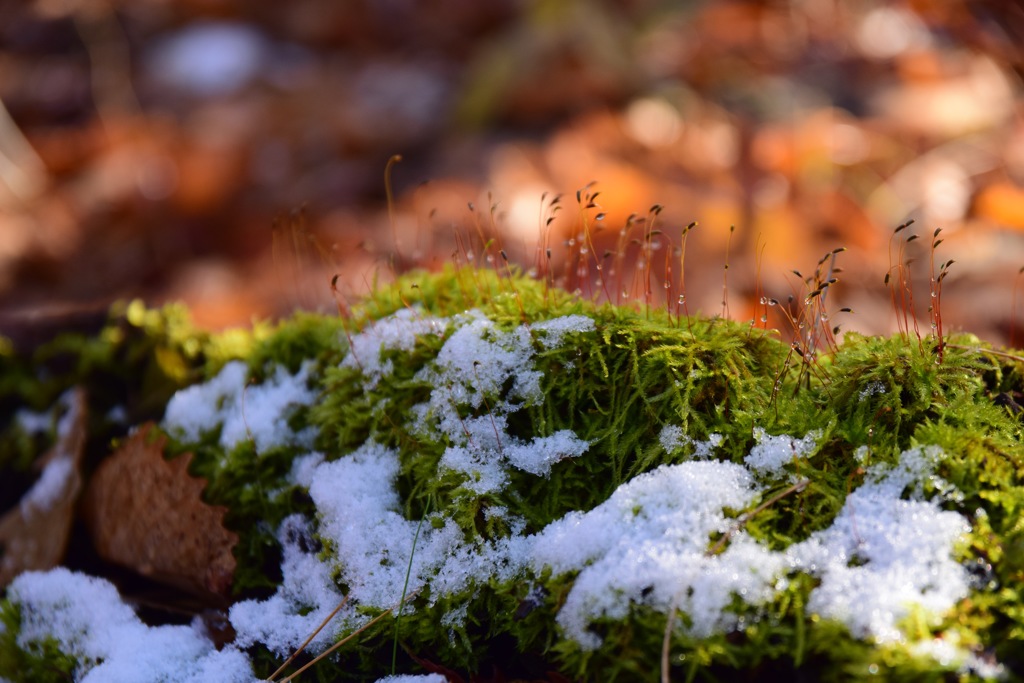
[278,590,420,683]
[267,594,351,681]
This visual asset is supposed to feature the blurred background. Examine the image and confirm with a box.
[1,0,1024,346]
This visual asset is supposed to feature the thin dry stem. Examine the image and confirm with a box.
[267,594,351,682]
[278,591,420,683]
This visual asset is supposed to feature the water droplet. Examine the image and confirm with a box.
[678,295,686,304]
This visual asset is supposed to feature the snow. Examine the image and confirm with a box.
[787,445,970,643]
[659,425,723,459]
[14,387,79,436]
[743,428,821,476]
[374,676,447,683]
[20,457,73,516]
[163,360,318,453]
[8,568,255,683]
[531,314,595,348]
[409,310,592,492]
[6,307,983,676]
[658,424,686,452]
[342,308,447,390]
[230,515,347,656]
[531,460,782,647]
[531,445,970,649]
[19,388,84,516]
[14,406,51,435]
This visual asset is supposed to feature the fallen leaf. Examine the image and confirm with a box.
[83,423,238,599]
[0,388,87,586]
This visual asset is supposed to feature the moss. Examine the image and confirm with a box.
[3,266,1024,680]
[0,301,255,514]
[0,602,78,683]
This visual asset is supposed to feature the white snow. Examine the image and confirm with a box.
[19,388,84,516]
[531,314,595,348]
[342,308,447,390]
[531,445,970,650]
[744,428,821,476]
[230,515,348,656]
[14,387,79,436]
[20,457,74,517]
[374,676,447,683]
[531,461,784,647]
[658,424,686,452]
[409,311,592,492]
[163,360,318,454]
[14,406,51,435]
[659,426,723,459]
[8,568,255,683]
[6,306,984,676]
[787,446,971,643]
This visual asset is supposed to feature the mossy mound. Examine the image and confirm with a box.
[2,266,1024,682]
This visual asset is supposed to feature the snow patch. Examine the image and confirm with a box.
[531,461,782,648]
[532,445,970,651]
[163,360,318,453]
[531,314,595,348]
[342,308,447,390]
[9,568,255,683]
[658,425,722,459]
[744,428,821,475]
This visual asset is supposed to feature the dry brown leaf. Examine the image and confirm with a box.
[83,423,238,598]
[0,388,87,586]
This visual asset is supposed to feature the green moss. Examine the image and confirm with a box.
[4,266,1024,680]
[0,602,78,683]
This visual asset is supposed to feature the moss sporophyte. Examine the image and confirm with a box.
[2,265,1024,682]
